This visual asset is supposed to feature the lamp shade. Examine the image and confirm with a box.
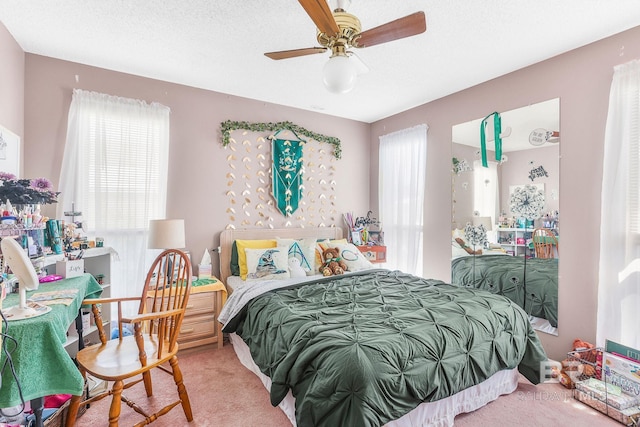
[148,219,185,249]
[472,216,493,231]
[322,55,357,94]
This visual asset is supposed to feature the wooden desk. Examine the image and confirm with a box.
[0,274,103,424]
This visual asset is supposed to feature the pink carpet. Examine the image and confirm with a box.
[73,342,623,426]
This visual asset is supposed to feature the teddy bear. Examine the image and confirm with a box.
[320,247,348,276]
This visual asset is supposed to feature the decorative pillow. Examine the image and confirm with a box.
[315,238,349,273]
[276,237,317,275]
[335,243,374,272]
[244,247,290,281]
[452,243,470,258]
[235,239,277,280]
[230,241,240,276]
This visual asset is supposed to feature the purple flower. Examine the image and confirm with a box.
[0,176,59,204]
[0,172,17,181]
[30,177,53,192]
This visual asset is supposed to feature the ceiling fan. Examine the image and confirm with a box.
[265,0,427,93]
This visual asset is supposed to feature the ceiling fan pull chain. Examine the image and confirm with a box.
[480,112,502,168]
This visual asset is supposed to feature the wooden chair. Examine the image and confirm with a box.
[66,249,193,427]
[532,228,559,259]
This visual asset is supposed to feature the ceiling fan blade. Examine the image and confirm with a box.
[355,11,426,48]
[265,47,328,60]
[298,0,340,38]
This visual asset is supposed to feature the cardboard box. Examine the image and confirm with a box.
[604,352,640,382]
[603,352,640,398]
[606,340,640,363]
[575,378,640,410]
[56,259,85,278]
[574,389,640,426]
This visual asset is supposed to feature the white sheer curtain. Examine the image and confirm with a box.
[379,124,427,275]
[473,160,499,226]
[58,89,170,315]
[597,59,640,349]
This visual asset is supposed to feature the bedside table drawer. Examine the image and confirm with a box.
[185,292,215,316]
[179,313,216,341]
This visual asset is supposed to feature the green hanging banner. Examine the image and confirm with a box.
[480,112,503,168]
[272,136,304,217]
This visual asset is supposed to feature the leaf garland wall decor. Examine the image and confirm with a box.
[220,120,342,159]
[222,128,337,230]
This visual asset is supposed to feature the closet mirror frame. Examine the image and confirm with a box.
[451,98,560,336]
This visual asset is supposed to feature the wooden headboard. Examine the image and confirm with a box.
[218,227,344,285]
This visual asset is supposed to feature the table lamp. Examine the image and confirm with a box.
[148,219,185,250]
[148,219,186,282]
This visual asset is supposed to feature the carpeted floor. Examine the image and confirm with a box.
[74,342,623,426]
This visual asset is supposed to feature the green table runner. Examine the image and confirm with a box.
[0,273,103,407]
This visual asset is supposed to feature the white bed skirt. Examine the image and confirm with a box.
[229,333,519,427]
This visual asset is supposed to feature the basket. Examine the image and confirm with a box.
[43,399,69,427]
[25,399,69,427]
[564,347,603,385]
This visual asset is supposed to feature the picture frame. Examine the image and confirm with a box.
[351,231,363,246]
[367,231,384,245]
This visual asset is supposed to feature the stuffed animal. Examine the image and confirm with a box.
[288,257,307,278]
[320,247,348,276]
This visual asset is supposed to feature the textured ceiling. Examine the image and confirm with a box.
[2,1,640,123]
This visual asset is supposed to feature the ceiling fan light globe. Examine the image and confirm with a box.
[323,55,357,94]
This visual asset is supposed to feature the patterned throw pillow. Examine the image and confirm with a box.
[244,247,290,281]
[234,239,277,280]
[335,243,374,272]
[276,237,317,275]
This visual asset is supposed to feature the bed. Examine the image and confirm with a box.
[218,227,548,427]
[450,254,558,332]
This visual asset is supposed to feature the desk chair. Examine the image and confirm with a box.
[532,228,558,259]
[66,249,193,427]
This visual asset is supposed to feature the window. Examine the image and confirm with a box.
[379,124,427,275]
[597,59,640,349]
[472,160,499,225]
[58,90,170,312]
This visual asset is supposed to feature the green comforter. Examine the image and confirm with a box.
[223,269,547,427]
[451,255,558,327]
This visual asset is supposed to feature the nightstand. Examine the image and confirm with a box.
[177,277,226,350]
[357,245,387,263]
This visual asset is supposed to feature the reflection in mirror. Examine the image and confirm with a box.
[451,98,559,336]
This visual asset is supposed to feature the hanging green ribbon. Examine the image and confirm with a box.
[272,136,304,217]
[480,112,503,168]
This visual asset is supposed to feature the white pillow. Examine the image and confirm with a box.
[452,228,468,248]
[276,237,317,275]
[245,247,290,281]
[452,243,470,258]
[335,243,374,272]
